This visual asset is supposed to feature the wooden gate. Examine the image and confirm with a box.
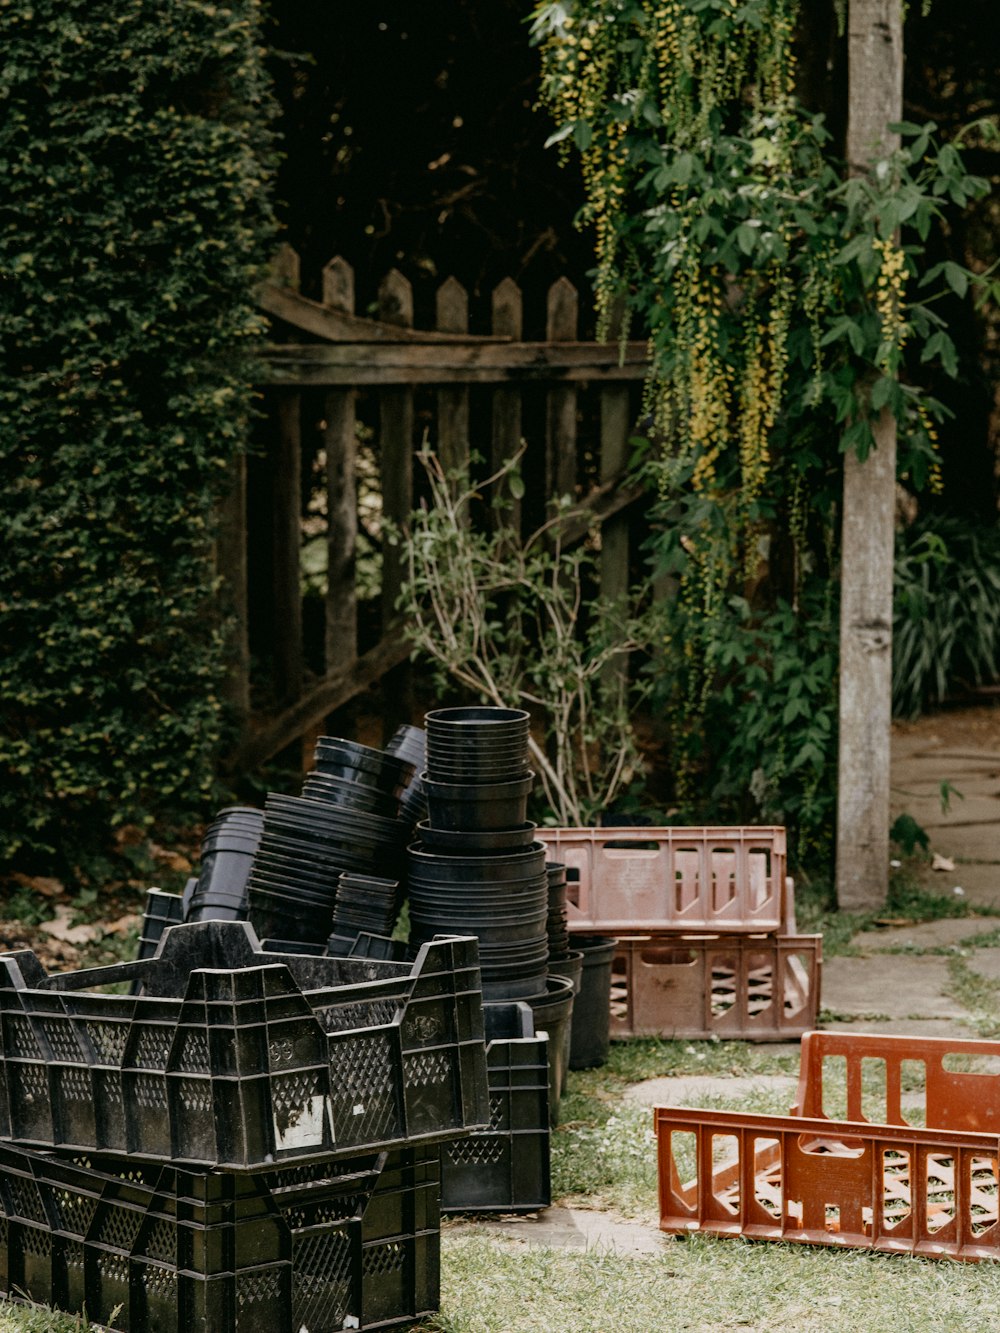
[221,246,651,773]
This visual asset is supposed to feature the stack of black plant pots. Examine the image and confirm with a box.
[187,806,264,922]
[410,707,547,1002]
[327,871,402,954]
[247,737,414,946]
[407,707,576,1122]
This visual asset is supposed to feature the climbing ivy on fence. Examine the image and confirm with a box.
[0,0,277,873]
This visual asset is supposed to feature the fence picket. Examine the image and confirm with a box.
[322,256,358,672]
[435,277,470,492]
[546,277,579,503]
[491,277,523,535]
[377,269,415,734]
[272,244,303,706]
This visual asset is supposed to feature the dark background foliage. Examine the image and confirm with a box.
[0,0,996,876]
[0,0,277,873]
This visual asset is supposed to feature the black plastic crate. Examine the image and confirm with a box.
[0,1141,439,1331]
[440,1002,550,1214]
[0,921,489,1170]
[134,886,189,964]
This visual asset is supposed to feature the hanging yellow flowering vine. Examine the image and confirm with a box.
[530,0,989,857]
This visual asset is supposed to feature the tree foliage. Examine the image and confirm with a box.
[0,0,277,873]
[531,0,995,860]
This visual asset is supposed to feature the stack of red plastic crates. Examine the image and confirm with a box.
[0,919,491,1331]
[536,826,821,1042]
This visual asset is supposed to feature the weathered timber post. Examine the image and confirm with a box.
[378,269,415,737]
[546,277,579,502]
[271,244,304,707]
[322,256,358,674]
[836,0,903,910]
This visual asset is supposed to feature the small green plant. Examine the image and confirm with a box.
[397,449,663,825]
[893,514,1000,717]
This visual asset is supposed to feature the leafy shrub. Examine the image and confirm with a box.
[0,0,276,872]
[893,514,1000,718]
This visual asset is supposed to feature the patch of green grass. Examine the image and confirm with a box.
[0,1302,107,1331]
[414,1231,1000,1333]
[795,857,996,958]
[552,1040,799,1214]
[946,955,1000,1038]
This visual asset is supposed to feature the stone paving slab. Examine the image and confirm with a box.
[821,954,967,1020]
[819,1016,979,1037]
[963,948,1000,985]
[446,1206,667,1255]
[909,825,1000,862]
[850,916,1000,951]
[622,1073,798,1107]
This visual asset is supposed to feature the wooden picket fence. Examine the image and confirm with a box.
[220,246,652,772]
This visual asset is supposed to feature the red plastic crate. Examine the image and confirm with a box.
[535,827,793,934]
[609,933,821,1041]
[655,1030,1000,1261]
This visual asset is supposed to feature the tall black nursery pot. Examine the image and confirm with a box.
[568,935,617,1071]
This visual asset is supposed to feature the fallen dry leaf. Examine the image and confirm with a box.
[148,843,193,874]
[104,913,142,936]
[931,853,956,872]
[11,873,65,898]
[40,905,102,946]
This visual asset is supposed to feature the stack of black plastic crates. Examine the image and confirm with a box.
[0,920,491,1331]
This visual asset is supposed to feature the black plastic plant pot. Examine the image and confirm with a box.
[313,738,415,793]
[525,975,575,1125]
[407,875,547,905]
[424,761,531,787]
[385,723,427,768]
[567,935,617,1071]
[196,847,256,891]
[425,705,530,732]
[186,899,249,924]
[408,912,547,946]
[414,821,537,854]
[422,774,533,833]
[266,793,409,842]
[548,948,583,997]
[301,773,401,818]
[408,839,544,881]
[407,890,548,921]
[248,897,332,947]
[480,973,549,1003]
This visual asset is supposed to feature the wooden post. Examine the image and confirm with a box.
[216,450,250,722]
[436,277,470,490]
[322,256,358,674]
[273,394,303,705]
[836,0,903,911]
[271,245,303,707]
[546,277,579,502]
[600,301,631,688]
[491,277,524,536]
[378,269,415,736]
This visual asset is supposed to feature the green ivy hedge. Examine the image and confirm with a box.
[0,0,277,873]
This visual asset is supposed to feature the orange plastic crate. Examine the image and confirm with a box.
[535,826,792,934]
[655,1031,1000,1261]
[610,932,821,1042]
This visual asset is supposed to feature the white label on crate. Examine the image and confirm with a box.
[273,1094,327,1150]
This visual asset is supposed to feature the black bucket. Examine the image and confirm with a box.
[568,935,617,1071]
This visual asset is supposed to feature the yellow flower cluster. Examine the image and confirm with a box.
[873,236,909,365]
